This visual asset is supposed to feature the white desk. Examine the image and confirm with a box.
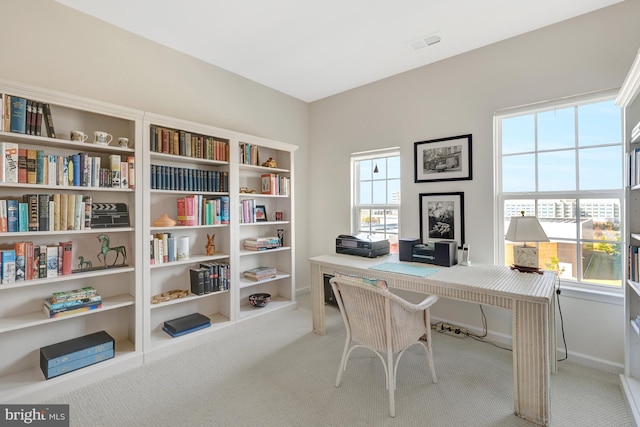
[310,253,557,426]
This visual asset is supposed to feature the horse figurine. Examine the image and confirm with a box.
[77,256,92,271]
[206,234,215,256]
[97,234,127,267]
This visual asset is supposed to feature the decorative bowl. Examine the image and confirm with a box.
[248,293,271,308]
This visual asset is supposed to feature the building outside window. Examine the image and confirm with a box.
[351,148,400,252]
[495,90,623,288]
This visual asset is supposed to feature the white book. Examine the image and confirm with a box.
[47,155,57,185]
[0,142,18,183]
[109,155,121,188]
[92,156,101,187]
[120,161,129,188]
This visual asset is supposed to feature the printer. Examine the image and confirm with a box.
[335,233,390,258]
[399,238,458,267]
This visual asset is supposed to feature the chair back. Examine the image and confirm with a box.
[330,276,434,353]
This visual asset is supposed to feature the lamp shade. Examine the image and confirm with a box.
[505,214,549,243]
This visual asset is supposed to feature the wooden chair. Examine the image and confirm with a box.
[329,275,438,417]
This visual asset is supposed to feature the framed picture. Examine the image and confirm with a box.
[419,192,465,248]
[414,134,472,182]
[255,205,268,222]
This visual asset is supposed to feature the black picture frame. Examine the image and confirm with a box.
[414,134,472,183]
[419,192,465,248]
[255,205,268,222]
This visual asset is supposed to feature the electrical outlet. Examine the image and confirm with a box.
[435,323,468,338]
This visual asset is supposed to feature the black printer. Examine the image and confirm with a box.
[336,233,390,258]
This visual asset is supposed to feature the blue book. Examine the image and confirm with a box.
[9,96,27,134]
[36,150,45,184]
[162,322,210,338]
[6,199,19,232]
[18,203,28,232]
[71,154,81,186]
[1,249,16,284]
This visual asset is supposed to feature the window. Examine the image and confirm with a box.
[351,148,401,252]
[495,91,623,288]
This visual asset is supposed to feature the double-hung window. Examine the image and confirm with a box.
[351,148,400,252]
[495,90,623,288]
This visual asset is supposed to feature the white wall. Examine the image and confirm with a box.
[308,0,640,371]
[0,0,311,296]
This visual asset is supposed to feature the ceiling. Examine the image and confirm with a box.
[54,0,623,103]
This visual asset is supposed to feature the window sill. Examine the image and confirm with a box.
[558,281,623,306]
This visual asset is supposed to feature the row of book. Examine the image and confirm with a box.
[150,233,189,265]
[260,173,290,196]
[243,237,282,251]
[0,240,73,284]
[150,164,228,192]
[149,124,229,161]
[1,94,56,137]
[189,261,231,295]
[239,142,261,166]
[177,195,230,226]
[629,245,640,282]
[43,286,102,318]
[0,142,134,189]
[0,193,92,233]
[239,199,261,224]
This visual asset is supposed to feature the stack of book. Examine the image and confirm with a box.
[243,237,281,251]
[43,286,102,318]
[243,266,277,281]
[163,312,211,337]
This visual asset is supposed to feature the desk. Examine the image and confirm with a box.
[310,253,556,426]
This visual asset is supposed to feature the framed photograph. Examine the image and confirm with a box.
[419,192,465,248]
[255,205,268,222]
[414,134,472,182]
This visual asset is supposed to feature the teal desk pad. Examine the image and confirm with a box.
[369,262,439,277]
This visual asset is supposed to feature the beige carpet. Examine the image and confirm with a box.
[46,293,631,426]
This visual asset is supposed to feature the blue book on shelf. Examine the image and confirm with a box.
[71,154,81,186]
[18,202,28,232]
[6,199,19,232]
[9,96,27,134]
[162,322,211,338]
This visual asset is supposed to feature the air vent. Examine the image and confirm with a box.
[409,33,441,50]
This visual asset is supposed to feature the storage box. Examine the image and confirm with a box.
[40,331,115,380]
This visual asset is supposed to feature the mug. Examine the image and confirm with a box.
[70,130,88,142]
[93,131,113,145]
[118,137,129,148]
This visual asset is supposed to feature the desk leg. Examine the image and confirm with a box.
[512,300,550,426]
[311,262,326,335]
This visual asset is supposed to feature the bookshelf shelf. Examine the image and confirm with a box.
[239,272,291,289]
[149,253,230,269]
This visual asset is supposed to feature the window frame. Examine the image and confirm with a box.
[351,148,401,242]
[493,89,625,294]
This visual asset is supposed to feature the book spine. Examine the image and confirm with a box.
[7,199,19,232]
[43,103,56,138]
[109,155,121,188]
[18,202,28,232]
[17,148,27,183]
[26,150,37,184]
[60,241,72,275]
[38,194,50,231]
[1,142,19,183]
[25,194,39,231]
[25,242,33,281]
[1,249,16,284]
[127,156,135,189]
[36,150,45,184]
[14,242,25,281]
[9,97,26,134]
[46,245,58,277]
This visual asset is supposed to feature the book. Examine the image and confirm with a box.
[1,249,16,284]
[109,155,120,188]
[67,193,75,230]
[243,266,277,281]
[0,200,6,232]
[6,199,18,232]
[47,155,57,185]
[14,241,25,281]
[49,286,97,304]
[60,193,68,231]
[44,302,102,318]
[163,312,210,334]
[60,241,72,275]
[42,103,56,138]
[127,156,135,189]
[162,322,210,338]
[38,244,47,279]
[0,142,18,183]
[18,202,28,232]
[26,99,33,135]
[17,148,27,183]
[34,102,43,136]
[25,242,34,281]
[120,160,128,188]
[24,194,39,231]
[38,194,50,231]
[44,294,102,311]
[9,96,26,134]
[2,95,9,131]
[26,149,37,184]
[189,267,207,295]
[83,195,92,229]
[46,245,58,277]
[36,150,45,184]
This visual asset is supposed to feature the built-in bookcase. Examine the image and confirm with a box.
[619,47,640,425]
[0,79,144,402]
[0,81,297,401]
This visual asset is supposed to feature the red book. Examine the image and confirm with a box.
[14,241,25,281]
[185,195,197,226]
[60,241,72,275]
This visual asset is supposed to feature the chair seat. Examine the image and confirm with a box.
[329,275,438,417]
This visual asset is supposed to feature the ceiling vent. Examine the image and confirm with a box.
[409,33,441,50]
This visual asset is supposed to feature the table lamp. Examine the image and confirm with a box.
[505,211,549,274]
